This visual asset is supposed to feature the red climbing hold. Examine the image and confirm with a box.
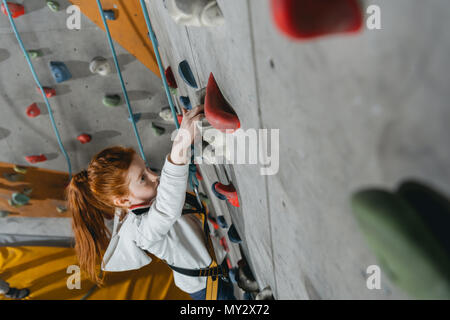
[214,182,240,207]
[25,155,47,164]
[176,114,183,126]
[77,134,92,144]
[205,73,240,133]
[36,86,56,98]
[220,236,230,252]
[26,103,40,118]
[1,2,25,19]
[165,66,177,89]
[195,164,203,181]
[271,0,363,40]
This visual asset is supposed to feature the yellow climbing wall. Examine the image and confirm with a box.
[0,162,68,218]
[0,246,191,300]
[68,0,160,77]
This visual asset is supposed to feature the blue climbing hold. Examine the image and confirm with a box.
[178,60,198,88]
[217,215,228,229]
[49,61,72,83]
[212,182,227,200]
[103,10,116,20]
[179,96,192,110]
[229,268,238,284]
[128,113,142,123]
[227,224,242,244]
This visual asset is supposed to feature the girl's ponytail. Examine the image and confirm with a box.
[66,169,112,285]
[66,146,136,285]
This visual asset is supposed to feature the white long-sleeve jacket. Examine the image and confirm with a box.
[101,154,226,294]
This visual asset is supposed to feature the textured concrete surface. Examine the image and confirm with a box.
[1,0,449,300]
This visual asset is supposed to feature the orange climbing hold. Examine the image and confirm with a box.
[1,2,25,18]
[25,155,47,164]
[205,73,240,133]
[77,134,92,144]
[26,103,40,118]
[271,0,363,40]
[214,182,240,207]
[37,86,56,98]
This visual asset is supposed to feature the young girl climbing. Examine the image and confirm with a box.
[66,105,236,300]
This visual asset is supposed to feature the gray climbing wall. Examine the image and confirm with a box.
[1,0,449,300]
[145,0,450,300]
[0,0,172,174]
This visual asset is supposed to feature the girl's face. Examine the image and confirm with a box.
[114,153,160,208]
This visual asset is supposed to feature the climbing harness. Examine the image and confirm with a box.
[166,192,229,300]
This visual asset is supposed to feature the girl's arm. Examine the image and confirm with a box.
[134,105,204,246]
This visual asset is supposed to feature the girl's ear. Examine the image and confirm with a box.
[113,196,129,208]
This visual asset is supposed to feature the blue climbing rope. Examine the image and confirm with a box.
[2,0,72,179]
[96,0,149,167]
[139,0,201,205]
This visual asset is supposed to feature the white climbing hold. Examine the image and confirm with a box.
[166,0,224,27]
[89,57,111,76]
[159,107,175,122]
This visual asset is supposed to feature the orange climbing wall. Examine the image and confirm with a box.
[68,0,160,77]
[0,162,69,218]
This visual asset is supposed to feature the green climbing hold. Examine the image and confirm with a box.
[151,123,166,136]
[11,193,30,206]
[3,173,24,182]
[23,187,32,196]
[351,189,450,299]
[169,87,177,95]
[56,205,67,213]
[103,94,121,107]
[0,210,10,218]
[27,50,43,59]
[13,165,27,174]
[47,0,60,12]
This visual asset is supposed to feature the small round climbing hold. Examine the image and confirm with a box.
[46,0,60,12]
[27,50,43,59]
[77,134,92,144]
[103,94,121,107]
[0,210,11,218]
[26,103,40,118]
[13,165,27,174]
[89,57,112,76]
[11,192,30,206]
[151,123,166,136]
[207,216,219,230]
[128,113,142,123]
[22,187,32,196]
[217,215,228,229]
[1,2,25,18]
[50,61,72,83]
[213,181,240,207]
[179,96,192,110]
[227,224,242,244]
[103,9,116,20]
[37,86,56,98]
[205,73,240,133]
[3,172,24,182]
[56,205,67,214]
[165,66,177,89]
[178,60,198,89]
[25,154,47,164]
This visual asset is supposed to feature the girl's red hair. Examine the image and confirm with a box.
[66,146,136,285]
